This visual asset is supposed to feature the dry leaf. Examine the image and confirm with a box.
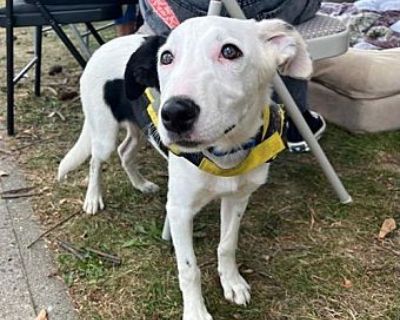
[379,218,396,239]
[0,170,9,177]
[341,277,353,289]
[35,309,47,320]
[309,207,316,230]
[242,268,254,274]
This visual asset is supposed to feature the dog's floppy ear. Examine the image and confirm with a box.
[257,19,313,79]
[124,35,166,100]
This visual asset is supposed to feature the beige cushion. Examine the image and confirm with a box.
[312,48,400,99]
[310,81,400,133]
[310,47,400,133]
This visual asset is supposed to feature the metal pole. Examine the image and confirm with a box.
[6,0,15,135]
[273,75,352,203]
[34,26,42,97]
[207,0,223,16]
[69,24,92,60]
[33,0,87,68]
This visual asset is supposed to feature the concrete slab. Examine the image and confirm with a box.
[0,227,35,320]
[0,197,12,229]
[0,131,79,320]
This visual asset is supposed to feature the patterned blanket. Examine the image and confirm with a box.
[320,0,400,49]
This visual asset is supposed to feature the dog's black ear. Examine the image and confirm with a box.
[124,35,166,100]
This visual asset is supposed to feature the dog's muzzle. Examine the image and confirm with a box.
[161,96,200,134]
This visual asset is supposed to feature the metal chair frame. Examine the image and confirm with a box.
[2,0,116,135]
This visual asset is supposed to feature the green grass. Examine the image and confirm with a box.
[1,26,400,320]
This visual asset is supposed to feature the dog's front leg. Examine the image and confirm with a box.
[168,207,212,320]
[167,157,213,320]
[218,194,251,306]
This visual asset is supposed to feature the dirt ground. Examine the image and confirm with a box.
[1,20,400,320]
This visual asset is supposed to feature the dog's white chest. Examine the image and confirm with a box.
[210,164,270,196]
[169,154,270,201]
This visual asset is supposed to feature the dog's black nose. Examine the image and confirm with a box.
[161,97,200,134]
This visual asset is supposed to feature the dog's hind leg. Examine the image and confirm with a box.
[118,122,159,193]
[218,194,251,306]
[84,156,105,214]
[84,122,118,214]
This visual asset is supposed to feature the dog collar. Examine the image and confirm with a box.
[207,137,257,157]
[132,89,286,177]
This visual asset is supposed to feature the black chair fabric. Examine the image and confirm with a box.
[1,0,124,134]
[0,1,122,27]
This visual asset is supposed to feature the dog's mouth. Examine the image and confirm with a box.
[173,139,203,148]
[167,124,237,153]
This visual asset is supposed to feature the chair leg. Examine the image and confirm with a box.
[68,24,92,60]
[6,14,15,135]
[33,0,86,68]
[52,24,87,68]
[34,26,42,97]
[85,22,105,46]
[273,75,352,204]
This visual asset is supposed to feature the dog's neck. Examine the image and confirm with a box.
[203,97,266,169]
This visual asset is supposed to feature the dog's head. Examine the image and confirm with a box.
[126,16,312,153]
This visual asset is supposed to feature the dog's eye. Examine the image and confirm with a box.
[221,44,242,60]
[160,50,174,65]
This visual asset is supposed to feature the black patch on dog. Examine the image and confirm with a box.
[104,79,135,122]
[124,35,166,100]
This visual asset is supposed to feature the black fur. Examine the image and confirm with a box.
[124,35,166,100]
[104,79,135,122]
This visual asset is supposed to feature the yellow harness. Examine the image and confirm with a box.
[143,89,286,177]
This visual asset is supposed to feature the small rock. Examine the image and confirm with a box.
[48,65,63,76]
[58,90,78,101]
[0,171,9,177]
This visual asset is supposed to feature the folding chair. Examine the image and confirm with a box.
[162,0,352,240]
[0,0,123,135]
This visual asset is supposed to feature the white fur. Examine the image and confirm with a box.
[58,16,312,320]
[58,34,159,214]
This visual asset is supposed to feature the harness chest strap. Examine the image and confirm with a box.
[142,89,286,177]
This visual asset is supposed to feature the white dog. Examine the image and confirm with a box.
[59,16,312,320]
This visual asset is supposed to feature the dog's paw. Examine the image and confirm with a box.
[83,195,104,214]
[136,180,160,194]
[220,272,251,306]
[183,305,213,320]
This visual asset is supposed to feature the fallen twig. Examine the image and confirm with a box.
[13,135,59,151]
[85,247,122,266]
[27,210,81,249]
[1,186,35,195]
[1,186,40,199]
[57,239,122,265]
[1,192,41,199]
[198,259,215,268]
[57,239,86,261]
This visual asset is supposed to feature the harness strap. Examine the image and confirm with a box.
[147,0,180,29]
[198,132,285,177]
[143,89,286,177]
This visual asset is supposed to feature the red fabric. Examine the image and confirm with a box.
[147,0,180,29]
